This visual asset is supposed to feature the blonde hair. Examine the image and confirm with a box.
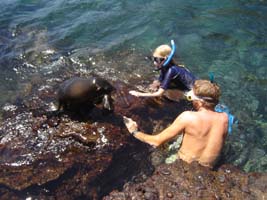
[153,45,172,58]
[193,80,221,108]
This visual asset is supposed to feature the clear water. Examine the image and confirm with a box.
[0,0,267,172]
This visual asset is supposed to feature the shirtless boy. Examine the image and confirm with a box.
[124,80,228,168]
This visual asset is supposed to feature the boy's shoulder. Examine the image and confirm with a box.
[178,110,197,122]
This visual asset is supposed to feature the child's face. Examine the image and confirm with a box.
[153,57,165,67]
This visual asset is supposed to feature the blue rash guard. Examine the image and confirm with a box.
[159,65,197,91]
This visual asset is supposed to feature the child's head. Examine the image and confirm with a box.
[153,44,172,58]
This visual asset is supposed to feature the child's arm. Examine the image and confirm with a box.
[129,88,165,97]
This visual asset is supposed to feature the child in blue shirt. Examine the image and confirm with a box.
[129,41,197,99]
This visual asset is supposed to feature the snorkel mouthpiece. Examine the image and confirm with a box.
[163,40,176,67]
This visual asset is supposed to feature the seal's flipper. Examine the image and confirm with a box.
[57,100,63,112]
[102,94,113,111]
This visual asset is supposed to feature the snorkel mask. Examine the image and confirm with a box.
[186,89,237,134]
[185,75,219,103]
[185,89,216,102]
[154,40,176,71]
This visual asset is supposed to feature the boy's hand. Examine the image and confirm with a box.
[123,116,138,133]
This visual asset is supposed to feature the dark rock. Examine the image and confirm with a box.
[105,160,267,200]
[0,78,187,199]
[2,74,266,200]
[160,169,171,176]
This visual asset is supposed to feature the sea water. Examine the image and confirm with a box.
[0,0,267,172]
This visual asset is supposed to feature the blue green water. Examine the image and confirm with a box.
[1,0,267,172]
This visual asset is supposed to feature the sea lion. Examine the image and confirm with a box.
[57,76,115,112]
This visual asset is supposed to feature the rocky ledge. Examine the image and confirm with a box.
[105,159,267,200]
[0,75,267,200]
[0,76,190,199]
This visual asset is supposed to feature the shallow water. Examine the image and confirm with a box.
[0,0,267,172]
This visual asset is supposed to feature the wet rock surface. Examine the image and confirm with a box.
[105,160,267,200]
[1,71,266,200]
[0,75,189,199]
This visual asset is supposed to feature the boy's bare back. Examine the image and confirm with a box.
[177,109,228,168]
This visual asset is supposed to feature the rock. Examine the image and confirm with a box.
[105,160,267,200]
[3,74,265,200]
[0,78,187,199]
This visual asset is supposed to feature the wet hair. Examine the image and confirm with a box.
[152,44,179,67]
[193,79,221,109]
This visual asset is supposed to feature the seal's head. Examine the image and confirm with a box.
[94,77,115,94]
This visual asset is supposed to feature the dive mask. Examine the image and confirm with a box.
[153,40,176,71]
[185,90,215,102]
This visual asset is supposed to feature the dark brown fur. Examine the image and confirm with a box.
[57,76,115,112]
